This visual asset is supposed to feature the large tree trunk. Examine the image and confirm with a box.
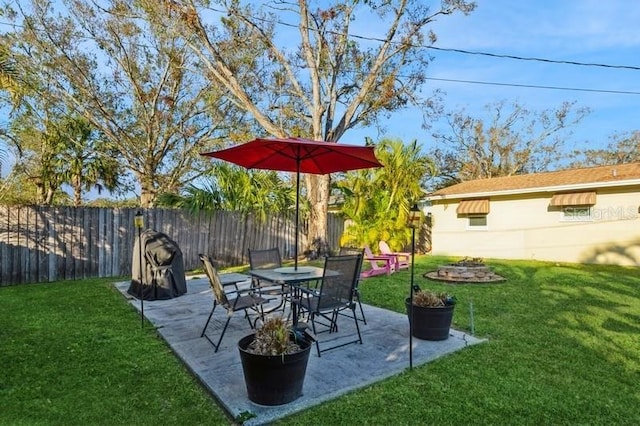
[43,187,55,205]
[139,175,157,208]
[306,174,330,253]
[72,175,82,207]
[140,189,156,208]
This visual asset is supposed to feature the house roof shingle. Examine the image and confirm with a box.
[429,162,640,198]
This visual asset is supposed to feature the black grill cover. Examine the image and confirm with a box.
[128,229,187,300]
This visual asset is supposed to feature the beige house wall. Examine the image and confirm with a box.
[429,186,640,265]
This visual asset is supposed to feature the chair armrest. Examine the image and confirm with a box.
[366,255,393,261]
[391,252,411,259]
[295,286,319,297]
[365,255,394,266]
[234,287,264,297]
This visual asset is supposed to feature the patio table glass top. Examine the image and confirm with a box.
[248,266,325,285]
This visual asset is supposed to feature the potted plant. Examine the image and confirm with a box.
[405,288,457,341]
[238,316,314,406]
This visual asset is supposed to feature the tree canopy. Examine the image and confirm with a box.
[140,0,476,248]
[428,100,590,190]
[1,0,477,232]
[3,0,244,206]
[570,131,640,167]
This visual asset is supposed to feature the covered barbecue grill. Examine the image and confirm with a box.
[128,229,187,300]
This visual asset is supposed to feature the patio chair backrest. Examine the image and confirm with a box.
[338,247,364,276]
[316,254,361,310]
[199,254,230,309]
[363,245,377,258]
[248,247,282,270]
[339,246,364,257]
[378,240,394,255]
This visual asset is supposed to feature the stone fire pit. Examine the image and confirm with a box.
[424,258,505,283]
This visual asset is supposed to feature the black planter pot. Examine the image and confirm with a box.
[238,334,312,406]
[405,297,455,341]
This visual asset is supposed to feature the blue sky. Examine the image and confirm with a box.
[352,0,640,153]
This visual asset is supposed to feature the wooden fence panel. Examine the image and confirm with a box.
[0,206,344,286]
[33,207,45,283]
[85,209,94,278]
[18,207,30,283]
[0,207,8,283]
[195,211,206,268]
[9,207,22,284]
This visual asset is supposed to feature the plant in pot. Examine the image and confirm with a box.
[405,288,457,341]
[238,316,315,406]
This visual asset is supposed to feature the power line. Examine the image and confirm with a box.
[425,46,640,71]
[182,2,640,73]
[426,77,640,95]
[224,7,640,72]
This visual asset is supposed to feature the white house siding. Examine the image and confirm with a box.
[429,187,640,265]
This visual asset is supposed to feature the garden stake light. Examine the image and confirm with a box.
[407,203,422,370]
[135,210,144,328]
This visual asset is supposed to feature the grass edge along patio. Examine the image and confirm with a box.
[1,255,639,425]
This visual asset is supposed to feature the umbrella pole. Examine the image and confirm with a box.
[294,167,300,270]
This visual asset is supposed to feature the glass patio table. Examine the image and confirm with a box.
[248,266,336,325]
[248,266,324,285]
[249,266,324,321]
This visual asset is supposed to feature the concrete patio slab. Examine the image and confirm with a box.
[114,278,484,425]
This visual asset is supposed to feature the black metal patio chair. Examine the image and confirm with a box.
[199,254,271,353]
[248,247,289,312]
[338,246,367,324]
[292,254,363,357]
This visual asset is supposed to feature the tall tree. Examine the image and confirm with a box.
[429,100,590,189]
[8,94,123,205]
[4,0,244,207]
[142,0,476,251]
[10,107,73,205]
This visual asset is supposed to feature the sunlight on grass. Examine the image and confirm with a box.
[0,279,229,425]
[540,266,640,373]
[278,256,640,425]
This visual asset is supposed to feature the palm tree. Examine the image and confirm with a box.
[57,117,122,207]
[157,163,296,221]
[9,113,122,206]
[338,138,435,250]
[0,54,21,102]
[0,47,23,170]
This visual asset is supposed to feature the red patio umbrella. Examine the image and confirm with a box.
[201,137,383,270]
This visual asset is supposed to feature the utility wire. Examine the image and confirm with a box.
[213,6,640,72]
[424,46,640,71]
[426,77,640,95]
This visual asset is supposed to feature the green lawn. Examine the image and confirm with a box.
[1,256,639,425]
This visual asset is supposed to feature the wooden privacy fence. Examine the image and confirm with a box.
[0,206,344,286]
